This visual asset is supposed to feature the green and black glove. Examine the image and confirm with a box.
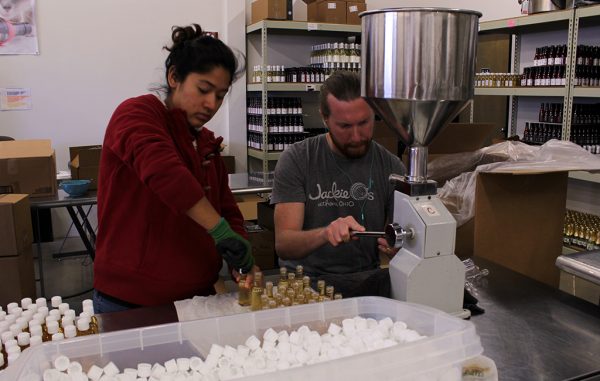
[208,217,254,273]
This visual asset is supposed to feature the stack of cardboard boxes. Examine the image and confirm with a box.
[250,0,366,25]
[0,194,35,306]
[0,140,57,198]
[306,0,366,25]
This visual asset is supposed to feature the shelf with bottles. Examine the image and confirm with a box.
[563,209,600,252]
[474,86,567,97]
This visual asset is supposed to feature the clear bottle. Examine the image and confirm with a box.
[237,270,251,307]
[250,272,264,311]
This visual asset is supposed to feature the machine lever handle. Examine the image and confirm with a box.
[350,231,386,238]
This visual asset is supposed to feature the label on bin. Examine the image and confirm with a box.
[349,5,358,12]
[328,2,336,9]
[307,23,318,31]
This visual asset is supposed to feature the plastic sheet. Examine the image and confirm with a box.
[436,140,600,226]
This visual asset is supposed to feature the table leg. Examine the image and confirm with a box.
[34,208,46,298]
[66,206,96,261]
[76,205,96,244]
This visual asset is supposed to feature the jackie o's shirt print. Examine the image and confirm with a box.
[309,181,374,208]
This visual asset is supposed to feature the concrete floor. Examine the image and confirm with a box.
[34,237,94,315]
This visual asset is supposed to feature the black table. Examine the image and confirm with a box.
[30,189,97,297]
[95,258,600,380]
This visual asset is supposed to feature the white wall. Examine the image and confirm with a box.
[0,0,246,172]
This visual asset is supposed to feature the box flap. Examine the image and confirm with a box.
[428,123,497,154]
[0,194,29,204]
[0,140,53,159]
[69,145,102,161]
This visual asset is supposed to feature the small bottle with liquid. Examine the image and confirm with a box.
[76,318,94,337]
[250,272,264,311]
[237,270,251,307]
[278,267,289,288]
[317,280,326,296]
[82,306,98,333]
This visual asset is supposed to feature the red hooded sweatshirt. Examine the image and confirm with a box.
[94,94,245,306]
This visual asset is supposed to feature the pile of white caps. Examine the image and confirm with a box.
[43,316,425,381]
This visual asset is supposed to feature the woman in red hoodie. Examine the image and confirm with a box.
[93,24,255,313]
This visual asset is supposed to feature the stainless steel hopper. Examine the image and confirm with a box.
[361,8,481,184]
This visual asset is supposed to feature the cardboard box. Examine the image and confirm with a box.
[346,1,366,25]
[69,145,102,190]
[0,140,57,198]
[466,171,568,288]
[307,1,319,22]
[317,0,347,24]
[257,201,275,231]
[0,246,36,307]
[235,194,267,221]
[559,270,600,306]
[0,194,32,257]
[251,0,287,24]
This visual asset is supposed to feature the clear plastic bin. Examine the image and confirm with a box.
[0,297,483,381]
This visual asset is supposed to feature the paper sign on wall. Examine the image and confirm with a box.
[1,88,32,111]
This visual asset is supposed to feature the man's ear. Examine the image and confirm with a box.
[319,109,329,131]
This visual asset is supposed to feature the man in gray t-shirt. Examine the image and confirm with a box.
[270,71,405,296]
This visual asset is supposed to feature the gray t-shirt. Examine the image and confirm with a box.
[270,134,405,276]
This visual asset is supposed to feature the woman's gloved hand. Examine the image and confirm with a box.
[208,218,255,273]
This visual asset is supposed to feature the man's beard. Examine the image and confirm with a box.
[329,133,370,159]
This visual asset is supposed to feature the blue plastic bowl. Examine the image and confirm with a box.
[60,180,91,197]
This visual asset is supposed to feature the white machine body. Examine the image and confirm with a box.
[389,190,466,315]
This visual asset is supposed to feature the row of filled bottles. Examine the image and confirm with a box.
[309,42,361,66]
[538,102,600,125]
[0,296,98,370]
[247,97,303,116]
[250,63,360,84]
[564,210,600,251]
[238,266,342,311]
[248,132,308,152]
[247,115,305,134]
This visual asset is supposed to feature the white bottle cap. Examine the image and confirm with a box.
[29,324,42,338]
[17,332,30,346]
[1,331,14,344]
[61,316,74,327]
[46,315,57,326]
[5,314,16,325]
[76,319,90,332]
[7,352,20,365]
[20,297,32,309]
[0,321,8,334]
[6,302,18,311]
[26,303,38,313]
[79,311,90,321]
[51,332,64,341]
[47,320,59,335]
[37,306,49,317]
[6,344,21,354]
[32,312,45,325]
[29,335,42,347]
[35,297,47,308]
[51,296,62,308]
[22,309,34,321]
[64,309,76,320]
[16,317,28,330]
[58,303,69,315]
[0,311,6,321]
[4,338,18,349]
[82,299,93,308]
[9,307,22,317]
[54,355,70,371]
[49,309,61,320]
[83,305,95,316]
[64,325,77,339]
[9,323,21,336]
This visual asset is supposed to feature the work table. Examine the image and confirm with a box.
[96,257,600,380]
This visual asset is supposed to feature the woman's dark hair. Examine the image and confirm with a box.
[163,24,244,93]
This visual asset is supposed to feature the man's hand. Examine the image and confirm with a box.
[208,218,255,273]
[377,237,399,259]
[322,216,364,246]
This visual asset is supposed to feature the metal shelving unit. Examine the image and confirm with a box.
[474,87,567,97]
[246,20,361,174]
[478,11,575,138]
[479,5,600,188]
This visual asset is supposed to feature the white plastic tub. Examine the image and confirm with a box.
[0,297,483,381]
